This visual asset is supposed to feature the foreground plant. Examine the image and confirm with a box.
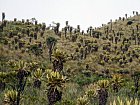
[11,60,30,105]
[46,69,67,105]
[85,84,98,99]
[111,74,124,93]
[76,95,89,105]
[33,68,43,88]
[110,96,140,105]
[3,90,18,105]
[97,80,109,105]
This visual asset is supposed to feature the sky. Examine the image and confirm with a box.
[0,0,140,30]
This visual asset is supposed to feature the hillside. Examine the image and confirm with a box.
[0,12,140,105]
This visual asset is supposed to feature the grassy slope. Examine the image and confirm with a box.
[0,14,140,104]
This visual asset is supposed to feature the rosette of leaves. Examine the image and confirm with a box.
[3,90,18,105]
[76,95,89,105]
[85,84,98,101]
[28,62,39,72]
[33,68,43,88]
[110,74,124,93]
[110,96,140,105]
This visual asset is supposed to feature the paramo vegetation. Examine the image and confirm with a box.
[0,11,140,105]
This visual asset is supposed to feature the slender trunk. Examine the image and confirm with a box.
[98,89,108,105]
[134,78,139,94]
[47,87,62,105]
[17,79,23,105]
[113,84,119,93]
[33,79,41,88]
[0,81,5,90]
[17,90,21,105]
[49,49,52,62]
[17,77,27,105]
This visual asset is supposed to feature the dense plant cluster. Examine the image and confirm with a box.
[0,12,140,105]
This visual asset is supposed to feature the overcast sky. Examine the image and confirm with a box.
[0,0,140,30]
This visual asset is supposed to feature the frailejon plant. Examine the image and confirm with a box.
[12,60,31,105]
[46,36,57,62]
[46,69,67,105]
[33,68,43,88]
[77,25,80,33]
[54,23,60,35]
[85,84,98,103]
[2,12,5,21]
[110,96,140,105]
[3,90,18,105]
[52,49,66,72]
[76,95,89,105]
[97,80,109,105]
[110,74,124,93]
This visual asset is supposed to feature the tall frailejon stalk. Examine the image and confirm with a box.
[69,26,73,35]
[2,12,5,21]
[64,26,68,38]
[136,11,139,16]
[66,21,68,26]
[54,23,60,35]
[110,19,112,31]
[64,21,69,38]
[133,11,135,15]
[13,60,30,105]
[125,14,127,19]
[42,23,46,31]
[77,25,80,33]
[89,26,92,36]
[46,36,57,62]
